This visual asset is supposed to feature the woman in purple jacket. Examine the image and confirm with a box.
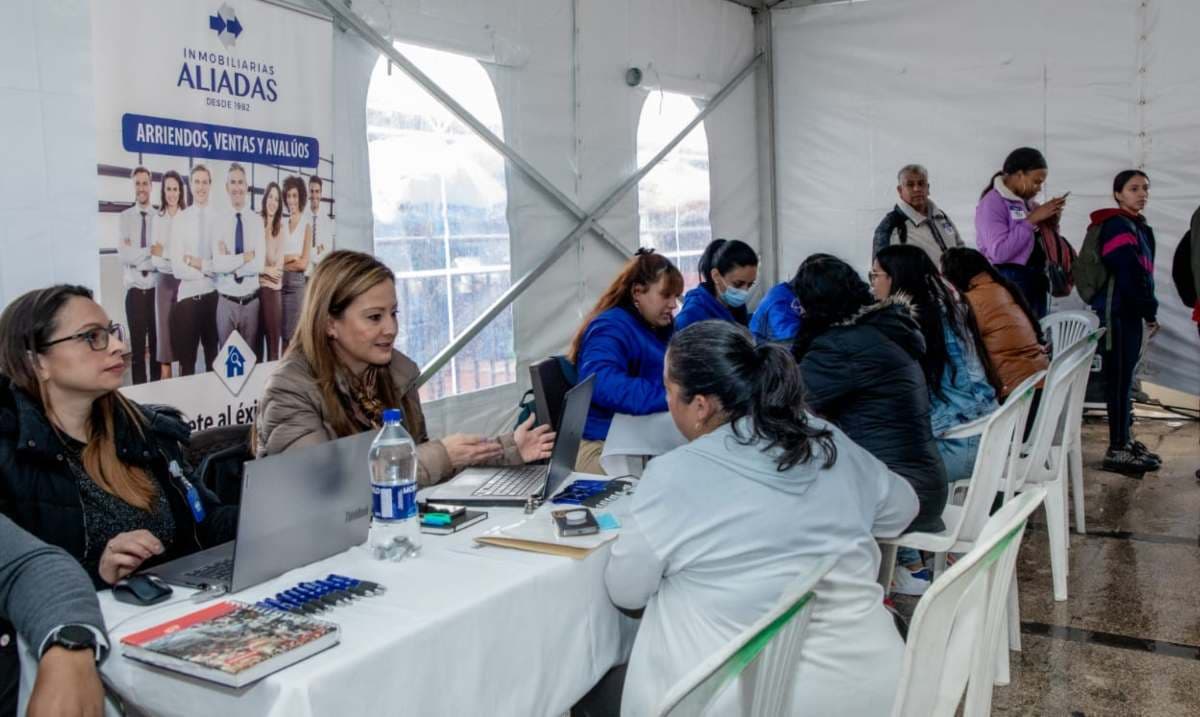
[974,147,1067,318]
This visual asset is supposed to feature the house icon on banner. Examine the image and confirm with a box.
[212,330,257,396]
[225,346,246,378]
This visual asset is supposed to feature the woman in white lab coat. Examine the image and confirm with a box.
[605,320,919,716]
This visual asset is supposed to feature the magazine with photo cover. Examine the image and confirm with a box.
[120,601,340,687]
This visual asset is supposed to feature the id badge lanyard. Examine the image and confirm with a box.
[167,458,207,523]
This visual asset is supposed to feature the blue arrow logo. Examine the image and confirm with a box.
[209,14,225,33]
[209,4,244,48]
[227,16,243,37]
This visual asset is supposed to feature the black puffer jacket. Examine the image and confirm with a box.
[795,298,948,533]
[0,378,236,587]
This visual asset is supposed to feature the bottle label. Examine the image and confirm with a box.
[372,481,417,521]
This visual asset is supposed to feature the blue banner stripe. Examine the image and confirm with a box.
[121,113,319,169]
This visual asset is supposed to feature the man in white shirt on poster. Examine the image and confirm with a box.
[305,174,334,278]
[210,163,265,356]
[117,166,158,384]
[170,164,221,375]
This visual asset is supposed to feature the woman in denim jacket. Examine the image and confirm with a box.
[871,245,998,484]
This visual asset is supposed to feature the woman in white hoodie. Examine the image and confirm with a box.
[605,320,919,716]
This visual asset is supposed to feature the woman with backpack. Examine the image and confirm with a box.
[975,147,1068,318]
[1084,170,1161,475]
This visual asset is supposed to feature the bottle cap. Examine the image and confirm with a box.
[382,408,403,424]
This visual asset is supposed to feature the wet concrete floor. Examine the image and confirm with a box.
[896,412,1199,716]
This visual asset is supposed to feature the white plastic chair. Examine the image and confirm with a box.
[1040,310,1099,360]
[878,372,1040,587]
[1003,334,1097,602]
[653,556,837,717]
[890,488,1045,717]
[1049,327,1105,535]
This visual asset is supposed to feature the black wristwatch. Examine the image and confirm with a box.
[43,624,104,662]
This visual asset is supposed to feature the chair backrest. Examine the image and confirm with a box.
[945,374,1041,544]
[890,489,1044,717]
[529,356,574,431]
[1009,336,1094,494]
[1059,327,1105,449]
[654,556,837,717]
[1040,310,1099,360]
[187,424,254,505]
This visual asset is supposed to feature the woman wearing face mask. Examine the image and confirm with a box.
[605,321,917,716]
[1087,170,1161,475]
[255,251,554,484]
[0,285,235,589]
[975,147,1066,318]
[568,249,684,474]
[673,239,758,332]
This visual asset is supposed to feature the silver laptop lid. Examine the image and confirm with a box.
[229,431,374,593]
[539,374,594,500]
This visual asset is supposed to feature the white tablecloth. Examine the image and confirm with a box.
[36,500,636,717]
[599,413,687,477]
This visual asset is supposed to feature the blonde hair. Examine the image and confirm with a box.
[290,251,405,437]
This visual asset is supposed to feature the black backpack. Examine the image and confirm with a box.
[1173,230,1197,308]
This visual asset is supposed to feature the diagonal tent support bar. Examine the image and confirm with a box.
[416,52,764,386]
[316,0,628,258]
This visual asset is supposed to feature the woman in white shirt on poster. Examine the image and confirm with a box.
[605,320,919,716]
[279,175,312,352]
[150,170,187,379]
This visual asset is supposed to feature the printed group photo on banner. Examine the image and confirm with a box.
[91,0,335,425]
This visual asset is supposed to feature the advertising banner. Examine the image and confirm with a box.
[92,0,335,429]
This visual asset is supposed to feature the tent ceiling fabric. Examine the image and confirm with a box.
[773,0,1200,396]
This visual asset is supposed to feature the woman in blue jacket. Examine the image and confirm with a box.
[569,249,684,473]
[748,257,828,344]
[674,239,758,331]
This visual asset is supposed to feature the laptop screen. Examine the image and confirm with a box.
[540,374,595,499]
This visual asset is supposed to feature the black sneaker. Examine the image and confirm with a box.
[1102,447,1156,476]
[1130,440,1162,469]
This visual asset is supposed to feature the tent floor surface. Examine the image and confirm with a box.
[893,416,1200,716]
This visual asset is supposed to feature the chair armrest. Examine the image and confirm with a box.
[940,414,990,439]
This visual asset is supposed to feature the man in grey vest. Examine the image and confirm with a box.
[872,164,964,263]
[211,163,265,356]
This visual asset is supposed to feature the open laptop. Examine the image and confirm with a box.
[153,431,375,593]
[425,375,594,507]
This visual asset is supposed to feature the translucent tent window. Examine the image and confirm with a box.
[637,92,712,291]
[367,46,515,402]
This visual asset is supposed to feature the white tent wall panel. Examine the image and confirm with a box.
[342,0,759,435]
[774,0,1199,396]
[0,0,98,307]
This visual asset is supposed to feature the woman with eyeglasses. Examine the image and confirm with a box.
[0,285,235,589]
[673,239,759,332]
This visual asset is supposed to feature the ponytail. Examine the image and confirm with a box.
[668,321,836,472]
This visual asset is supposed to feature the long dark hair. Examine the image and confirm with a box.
[668,321,836,472]
[698,238,758,287]
[568,249,684,362]
[875,245,993,398]
[980,147,1047,199]
[940,247,1045,344]
[261,182,283,237]
[791,254,874,356]
[0,285,158,510]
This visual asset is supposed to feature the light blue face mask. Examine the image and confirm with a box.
[721,285,751,308]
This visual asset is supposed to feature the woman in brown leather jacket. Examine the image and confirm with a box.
[941,247,1049,401]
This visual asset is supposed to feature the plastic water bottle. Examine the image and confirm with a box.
[368,408,420,560]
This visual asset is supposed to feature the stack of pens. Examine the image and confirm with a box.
[255,574,386,615]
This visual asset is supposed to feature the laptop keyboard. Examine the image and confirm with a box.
[184,557,234,582]
[472,466,547,497]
